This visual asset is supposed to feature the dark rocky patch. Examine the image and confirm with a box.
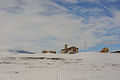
[20,57,46,60]
[46,58,65,60]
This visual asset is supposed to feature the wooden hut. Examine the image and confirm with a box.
[42,50,48,53]
[100,47,109,53]
[42,50,56,54]
[61,44,79,54]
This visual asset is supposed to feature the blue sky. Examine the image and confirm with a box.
[0,0,120,52]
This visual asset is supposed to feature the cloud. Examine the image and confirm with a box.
[77,0,119,3]
[104,41,120,45]
[59,0,78,3]
[0,0,18,9]
[0,0,119,52]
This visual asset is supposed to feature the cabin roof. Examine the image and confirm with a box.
[69,46,78,49]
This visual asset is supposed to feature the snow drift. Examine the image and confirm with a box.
[0,50,120,80]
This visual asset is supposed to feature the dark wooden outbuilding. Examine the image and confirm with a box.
[61,44,79,54]
[100,47,109,53]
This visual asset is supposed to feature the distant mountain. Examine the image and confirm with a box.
[9,50,35,54]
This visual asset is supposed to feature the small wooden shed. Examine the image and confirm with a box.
[100,47,109,53]
[42,50,56,54]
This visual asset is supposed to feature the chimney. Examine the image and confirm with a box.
[65,44,68,49]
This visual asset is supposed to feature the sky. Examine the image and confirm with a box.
[0,0,120,53]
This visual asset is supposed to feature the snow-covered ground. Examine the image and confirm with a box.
[0,51,120,80]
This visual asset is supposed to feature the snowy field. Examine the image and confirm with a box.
[0,51,120,80]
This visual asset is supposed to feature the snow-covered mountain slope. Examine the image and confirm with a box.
[9,50,35,54]
[0,49,35,55]
[0,52,120,80]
